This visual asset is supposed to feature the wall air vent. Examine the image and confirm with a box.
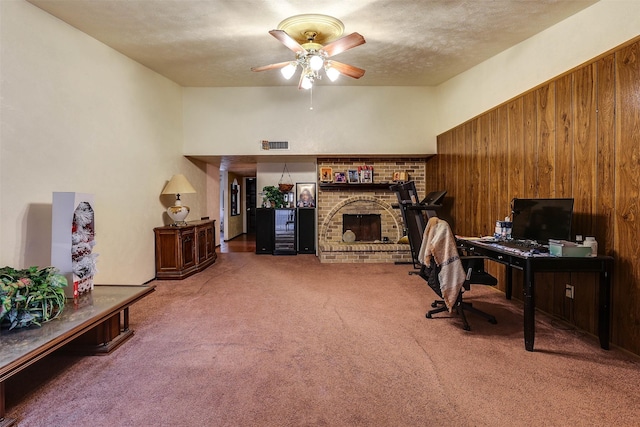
[261,140,289,150]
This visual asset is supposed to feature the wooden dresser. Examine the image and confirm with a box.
[154,220,216,279]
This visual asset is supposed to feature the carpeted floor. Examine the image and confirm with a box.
[6,252,640,426]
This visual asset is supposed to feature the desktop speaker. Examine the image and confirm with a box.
[297,208,316,254]
[255,208,274,254]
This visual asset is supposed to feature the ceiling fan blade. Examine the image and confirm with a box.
[269,30,307,54]
[251,61,292,72]
[327,60,366,79]
[321,32,366,57]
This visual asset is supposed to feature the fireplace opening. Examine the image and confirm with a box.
[343,214,382,242]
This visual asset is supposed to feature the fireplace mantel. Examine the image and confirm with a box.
[319,183,392,191]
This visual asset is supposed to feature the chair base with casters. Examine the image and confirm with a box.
[421,256,498,331]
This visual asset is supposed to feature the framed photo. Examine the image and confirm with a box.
[347,169,359,183]
[334,172,347,183]
[320,167,333,182]
[359,166,373,183]
[296,183,316,208]
[393,171,408,182]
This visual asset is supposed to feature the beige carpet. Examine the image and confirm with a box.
[6,252,640,426]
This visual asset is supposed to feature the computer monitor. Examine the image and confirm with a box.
[511,198,574,243]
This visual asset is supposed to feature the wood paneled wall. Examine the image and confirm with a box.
[430,38,640,356]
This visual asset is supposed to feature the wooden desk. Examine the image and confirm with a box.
[0,285,155,427]
[457,239,613,352]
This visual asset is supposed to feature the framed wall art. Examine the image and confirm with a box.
[334,172,347,183]
[347,169,360,183]
[320,167,333,182]
[359,166,373,183]
[393,171,408,182]
[296,183,316,208]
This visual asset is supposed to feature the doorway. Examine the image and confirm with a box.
[245,177,257,234]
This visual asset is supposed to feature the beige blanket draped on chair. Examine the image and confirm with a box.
[417,217,466,311]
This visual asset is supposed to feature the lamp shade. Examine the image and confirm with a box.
[161,174,196,226]
[309,54,324,71]
[161,174,196,195]
[280,62,297,80]
[301,75,313,90]
[326,66,340,82]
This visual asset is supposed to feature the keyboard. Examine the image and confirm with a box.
[498,240,549,253]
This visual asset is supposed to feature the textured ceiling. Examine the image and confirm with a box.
[24,0,599,174]
[27,0,599,88]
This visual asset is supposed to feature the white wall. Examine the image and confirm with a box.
[435,0,640,133]
[183,86,438,156]
[0,1,207,284]
[256,161,317,207]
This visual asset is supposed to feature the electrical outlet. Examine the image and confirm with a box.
[565,284,575,299]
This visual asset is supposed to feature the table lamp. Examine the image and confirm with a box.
[161,174,196,226]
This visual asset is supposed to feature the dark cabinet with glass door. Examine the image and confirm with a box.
[274,208,296,255]
[256,208,315,255]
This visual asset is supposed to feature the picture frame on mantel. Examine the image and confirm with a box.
[393,171,408,182]
[334,172,347,183]
[359,166,373,183]
[320,167,333,182]
[347,169,359,183]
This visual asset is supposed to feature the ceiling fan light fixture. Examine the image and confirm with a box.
[252,14,365,90]
[326,66,340,82]
[301,75,313,90]
[309,54,324,71]
[281,62,297,80]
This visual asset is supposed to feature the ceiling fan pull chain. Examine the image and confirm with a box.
[309,86,314,110]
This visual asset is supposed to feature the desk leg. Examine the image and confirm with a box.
[505,265,513,300]
[598,267,611,350]
[523,264,535,351]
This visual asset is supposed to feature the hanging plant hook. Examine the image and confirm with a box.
[278,163,294,193]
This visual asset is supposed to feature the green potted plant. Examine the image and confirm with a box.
[262,185,286,208]
[0,266,68,330]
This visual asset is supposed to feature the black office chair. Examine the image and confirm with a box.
[419,218,498,331]
[390,181,497,331]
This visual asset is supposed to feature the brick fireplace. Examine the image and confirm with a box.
[316,157,428,263]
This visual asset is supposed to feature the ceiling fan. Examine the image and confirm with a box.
[251,14,366,90]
